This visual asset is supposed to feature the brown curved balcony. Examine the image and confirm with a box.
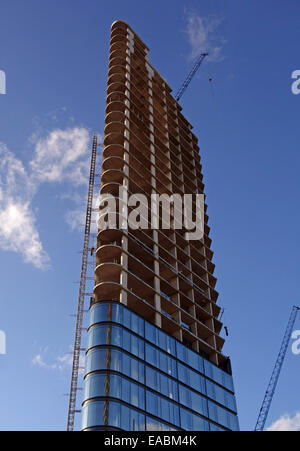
[96,243,122,265]
[111,24,127,36]
[110,34,128,47]
[100,181,122,196]
[101,168,124,185]
[103,132,125,148]
[103,116,149,153]
[108,64,127,78]
[103,144,124,160]
[107,72,127,86]
[109,48,127,63]
[109,56,127,70]
[94,281,121,301]
[106,95,127,111]
[111,20,128,31]
[106,100,126,115]
[97,228,123,245]
[102,156,125,172]
[95,261,121,284]
[110,41,128,55]
[104,121,126,138]
[105,110,126,125]
[111,26,127,38]
[107,81,127,97]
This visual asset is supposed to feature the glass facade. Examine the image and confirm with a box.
[82,302,239,431]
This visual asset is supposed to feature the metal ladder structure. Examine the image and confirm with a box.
[66,134,98,431]
[175,52,208,101]
[255,305,300,431]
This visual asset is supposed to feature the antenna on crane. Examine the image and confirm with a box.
[175,52,208,101]
[255,305,300,431]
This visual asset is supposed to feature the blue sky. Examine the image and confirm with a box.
[0,0,300,431]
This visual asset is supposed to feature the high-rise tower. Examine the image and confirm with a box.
[81,21,239,431]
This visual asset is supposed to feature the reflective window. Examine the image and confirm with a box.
[87,324,109,349]
[88,324,144,360]
[108,402,145,431]
[112,303,144,336]
[86,348,144,383]
[83,373,107,399]
[176,341,204,373]
[208,400,239,431]
[84,301,239,431]
[204,359,234,392]
[180,408,209,431]
[89,302,144,336]
[206,380,237,412]
[82,400,146,430]
[83,373,145,410]
[146,391,180,427]
[145,344,177,378]
[110,349,145,383]
[119,377,145,410]
[146,366,178,401]
[82,401,105,429]
[89,302,111,326]
[146,417,178,431]
[111,325,144,359]
[209,422,226,431]
[179,385,208,417]
[177,362,206,395]
[145,322,176,355]
[85,348,107,373]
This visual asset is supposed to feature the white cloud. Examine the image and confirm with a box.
[267,413,300,431]
[64,189,100,233]
[30,127,90,186]
[32,354,57,370]
[32,348,85,373]
[0,144,49,269]
[64,206,86,232]
[185,10,225,62]
[0,126,92,269]
[0,201,50,269]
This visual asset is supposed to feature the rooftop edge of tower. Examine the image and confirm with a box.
[110,20,193,126]
[111,20,150,52]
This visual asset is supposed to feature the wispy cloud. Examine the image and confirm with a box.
[32,347,85,372]
[30,127,90,186]
[0,126,91,269]
[64,206,86,232]
[184,10,225,62]
[267,413,300,431]
[65,195,99,233]
[0,143,49,269]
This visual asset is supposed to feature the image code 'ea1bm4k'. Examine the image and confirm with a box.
[81,20,239,432]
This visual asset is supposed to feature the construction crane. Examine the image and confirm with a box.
[175,52,208,101]
[66,134,98,431]
[255,305,300,431]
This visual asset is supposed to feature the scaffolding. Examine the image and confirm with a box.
[66,134,98,431]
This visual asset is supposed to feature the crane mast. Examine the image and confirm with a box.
[67,134,98,431]
[255,305,300,431]
[175,52,208,101]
